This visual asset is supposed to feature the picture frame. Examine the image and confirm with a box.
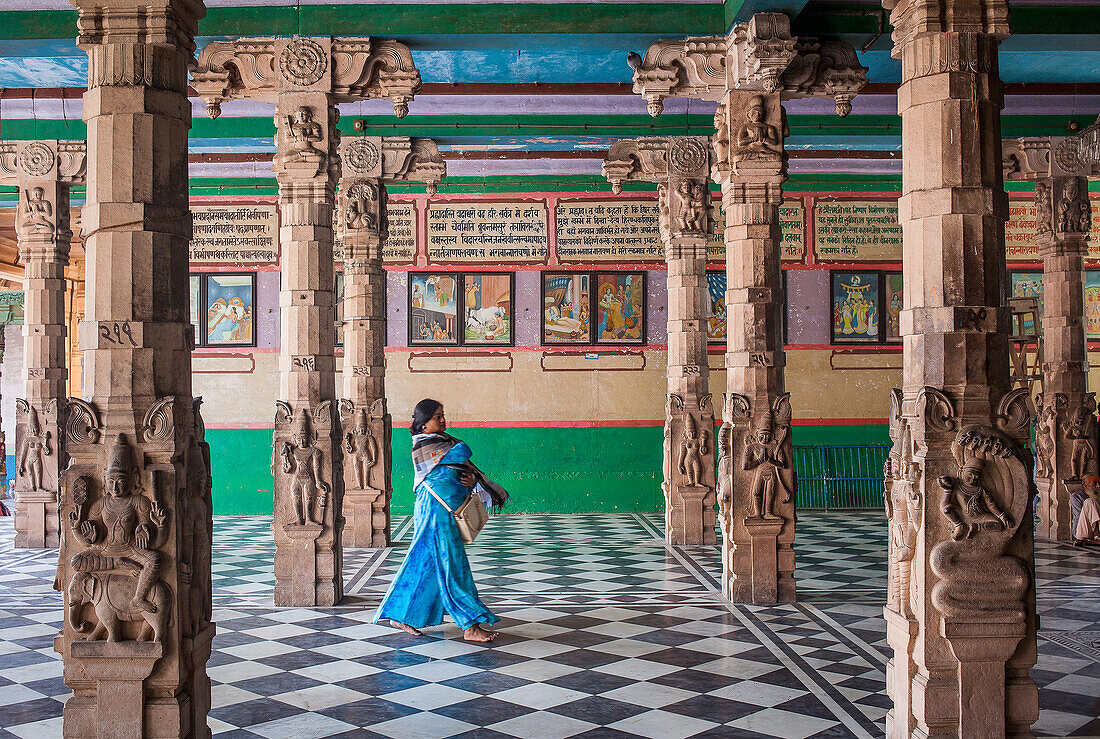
[408,272,461,346]
[462,273,516,346]
[884,271,903,344]
[830,270,882,344]
[1086,271,1100,339]
[198,272,258,348]
[1009,271,1044,337]
[541,271,648,346]
[542,273,592,345]
[706,271,727,344]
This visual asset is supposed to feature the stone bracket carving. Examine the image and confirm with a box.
[192,36,421,118]
[628,12,866,117]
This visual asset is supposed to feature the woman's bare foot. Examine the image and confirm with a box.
[389,620,423,636]
[463,624,499,642]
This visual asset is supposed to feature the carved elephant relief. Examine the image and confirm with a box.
[68,572,171,643]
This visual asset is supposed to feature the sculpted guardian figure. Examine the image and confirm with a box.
[1064,401,1096,479]
[884,459,922,618]
[677,413,708,487]
[344,407,379,490]
[69,435,166,614]
[677,181,706,233]
[281,408,329,525]
[741,409,791,519]
[17,405,51,491]
[345,182,377,230]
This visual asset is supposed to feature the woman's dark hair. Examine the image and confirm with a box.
[410,398,443,435]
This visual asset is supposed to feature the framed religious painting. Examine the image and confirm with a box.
[830,271,881,344]
[462,273,515,346]
[884,272,903,343]
[706,271,727,344]
[594,271,646,345]
[409,272,459,346]
[334,271,345,347]
[1009,271,1043,337]
[1085,271,1100,339]
[189,274,202,347]
[542,273,591,345]
[204,273,257,347]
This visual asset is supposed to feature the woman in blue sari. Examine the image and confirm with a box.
[375,399,501,642]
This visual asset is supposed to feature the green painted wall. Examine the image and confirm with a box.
[206,423,888,515]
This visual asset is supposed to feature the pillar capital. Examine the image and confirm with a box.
[192,35,420,119]
[628,12,866,117]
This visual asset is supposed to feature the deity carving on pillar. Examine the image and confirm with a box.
[281,106,327,171]
[278,407,330,527]
[677,412,708,488]
[1035,180,1054,236]
[741,398,793,520]
[1058,177,1091,234]
[344,406,379,490]
[66,434,169,641]
[1063,395,1096,480]
[676,181,707,233]
[344,180,378,230]
[16,401,52,492]
[1034,396,1061,480]
[939,456,1012,540]
[884,390,922,619]
[734,95,782,159]
[19,186,54,238]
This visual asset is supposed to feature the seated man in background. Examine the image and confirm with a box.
[1073,475,1100,547]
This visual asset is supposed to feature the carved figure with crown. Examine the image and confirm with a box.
[278,407,330,527]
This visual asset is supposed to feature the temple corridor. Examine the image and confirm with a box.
[2,512,1098,738]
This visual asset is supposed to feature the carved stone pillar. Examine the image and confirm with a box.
[714,91,795,603]
[603,136,716,545]
[57,1,213,737]
[1004,128,1100,541]
[883,0,1038,735]
[0,140,85,549]
[273,87,343,606]
[193,34,421,603]
[336,137,443,547]
[629,12,865,602]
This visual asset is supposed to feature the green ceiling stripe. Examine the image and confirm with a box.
[0,114,1091,141]
[0,4,723,41]
[2,4,1096,41]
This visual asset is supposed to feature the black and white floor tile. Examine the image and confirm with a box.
[1,511,1098,738]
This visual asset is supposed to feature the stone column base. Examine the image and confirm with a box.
[343,488,389,547]
[883,606,918,738]
[13,489,59,549]
[667,484,716,546]
[277,523,336,606]
[728,518,786,604]
[64,640,163,738]
[942,618,1030,738]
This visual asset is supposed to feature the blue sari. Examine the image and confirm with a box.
[374,440,499,631]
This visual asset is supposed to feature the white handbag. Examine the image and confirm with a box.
[425,483,489,543]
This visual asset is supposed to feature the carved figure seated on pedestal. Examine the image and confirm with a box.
[741,409,791,520]
[68,435,167,623]
[735,96,782,159]
[17,405,51,492]
[345,407,379,490]
[19,186,54,237]
[283,106,326,166]
[676,413,708,488]
[939,456,1011,540]
[281,408,329,525]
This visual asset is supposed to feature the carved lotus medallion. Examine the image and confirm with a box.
[280,38,328,87]
[345,138,381,174]
[18,142,55,177]
[669,138,708,174]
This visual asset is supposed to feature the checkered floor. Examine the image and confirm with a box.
[2,511,1099,738]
